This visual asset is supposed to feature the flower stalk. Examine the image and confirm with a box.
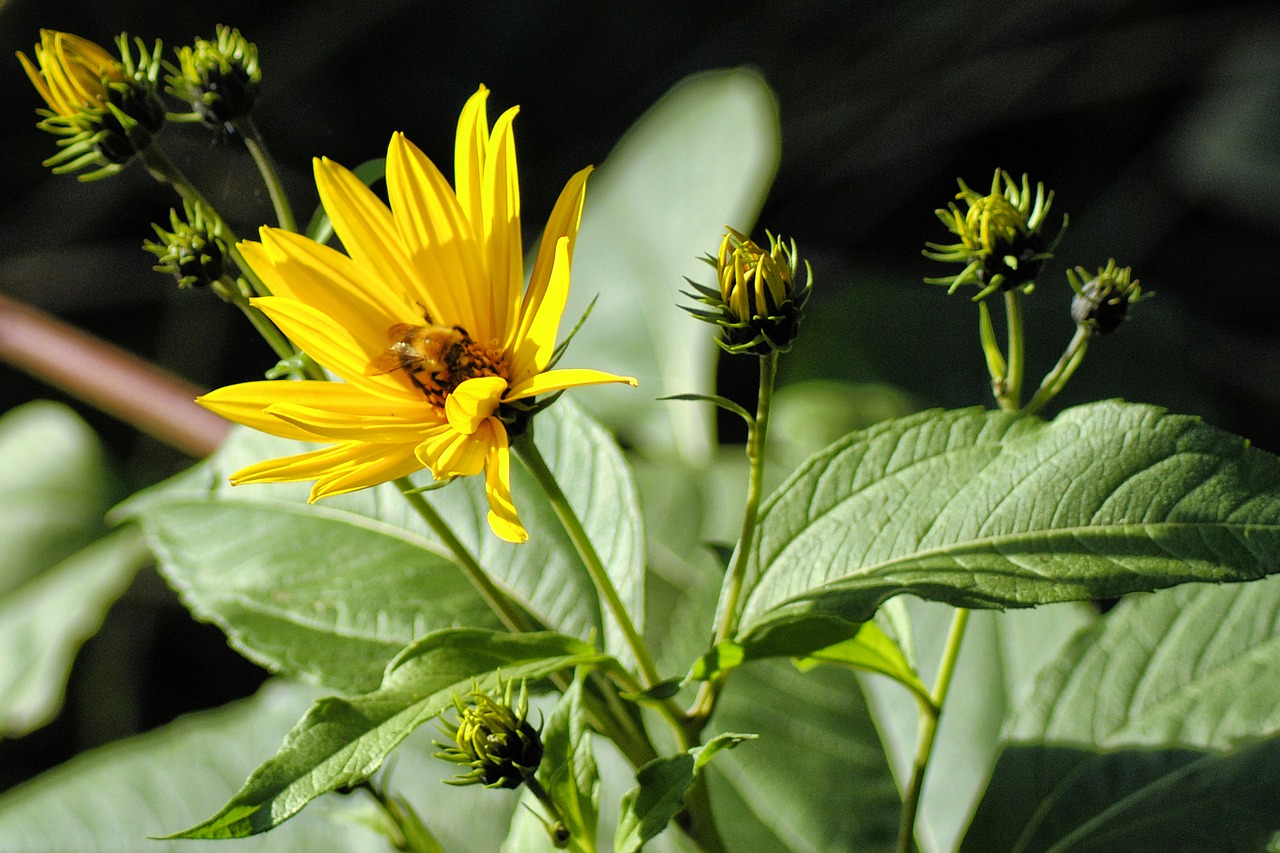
[897,607,969,853]
[235,116,298,232]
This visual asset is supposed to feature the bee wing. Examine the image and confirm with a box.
[368,345,408,376]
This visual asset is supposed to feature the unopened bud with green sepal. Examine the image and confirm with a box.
[684,227,813,355]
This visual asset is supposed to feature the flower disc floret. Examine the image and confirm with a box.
[196,85,636,543]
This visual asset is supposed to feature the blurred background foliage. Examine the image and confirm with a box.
[3,0,1279,808]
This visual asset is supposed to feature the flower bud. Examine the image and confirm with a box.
[167,26,261,130]
[434,678,543,789]
[1068,260,1146,335]
[143,201,229,289]
[684,227,813,355]
[17,30,164,180]
[924,170,1064,299]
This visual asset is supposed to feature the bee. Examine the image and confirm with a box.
[370,322,472,396]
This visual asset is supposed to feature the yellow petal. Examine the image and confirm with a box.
[310,444,424,500]
[414,423,489,478]
[197,380,421,440]
[513,166,591,352]
[230,441,371,486]
[483,421,526,543]
[509,236,570,385]
[267,401,442,443]
[480,105,523,343]
[444,376,507,435]
[242,228,415,339]
[454,85,490,238]
[251,297,409,400]
[507,368,637,402]
[385,132,485,332]
[313,156,422,308]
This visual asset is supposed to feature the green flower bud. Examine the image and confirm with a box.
[17,30,164,180]
[434,678,543,789]
[1068,260,1147,335]
[924,170,1065,299]
[143,201,229,289]
[684,227,813,355]
[167,26,261,130]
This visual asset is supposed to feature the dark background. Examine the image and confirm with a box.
[3,0,1279,792]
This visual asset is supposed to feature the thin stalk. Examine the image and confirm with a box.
[234,117,298,232]
[688,350,778,728]
[136,143,275,299]
[998,290,1025,411]
[396,479,536,635]
[1023,326,1090,417]
[526,777,595,853]
[896,607,970,853]
[513,436,663,690]
[358,780,443,853]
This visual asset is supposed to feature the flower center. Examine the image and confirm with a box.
[373,323,508,408]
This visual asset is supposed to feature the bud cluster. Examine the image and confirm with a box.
[167,26,261,130]
[434,679,543,789]
[143,201,229,289]
[685,227,813,355]
[924,170,1064,299]
[1068,259,1146,335]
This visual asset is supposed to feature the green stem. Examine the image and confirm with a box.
[526,777,595,853]
[513,435,663,690]
[1023,326,1090,417]
[896,607,970,853]
[396,479,536,635]
[688,350,778,728]
[234,117,298,233]
[998,290,1025,411]
[358,780,442,853]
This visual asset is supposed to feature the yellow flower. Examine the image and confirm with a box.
[17,29,122,117]
[197,86,636,543]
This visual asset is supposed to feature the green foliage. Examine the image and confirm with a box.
[170,630,607,839]
[120,399,640,691]
[0,402,136,738]
[614,732,755,853]
[737,400,1280,640]
[964,575,1280,850]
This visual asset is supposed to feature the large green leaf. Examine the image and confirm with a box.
[0,527,148,738]
[736,401,1280,640]
[564,68,780,462]
[706,660,901,853]
[0,401,114,595]
[0,401,125,737]
[0,682,389,853]
[173,629,607,838]
[861,601,1095,853]
[119,399,642,692]
[963,575,1280,851]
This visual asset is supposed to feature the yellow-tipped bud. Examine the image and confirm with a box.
[17,30,165,180]
[685,227,813,355]
[1068,260,1148,335]
[924,170,1065,299]
[167,26,261,129]
[434,678,543,789]
[143,201,229,289]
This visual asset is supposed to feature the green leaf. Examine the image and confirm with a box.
[171,629,606,839]
[0,401,124,737]
[0,682,389,852]
[0,401,114,595]
[0,526,148,738]
[613,732,755,853]
[120,399,642,691]
[963,574,1280,851]
[563,69,780,461]
[794,621,929,701]
[737,401,1280,641]
[861,601,1095,853]
[706,661,901,853]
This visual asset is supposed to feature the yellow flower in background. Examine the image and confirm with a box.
[17,29,122,118]
[197,86,636,543]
